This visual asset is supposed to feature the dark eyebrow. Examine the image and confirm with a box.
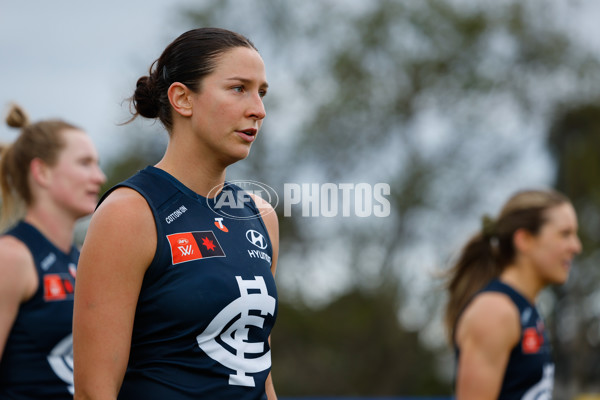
[226,77,269,89]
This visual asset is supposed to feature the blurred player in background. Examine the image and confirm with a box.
[445,189,581,399]
[0,103,105,398]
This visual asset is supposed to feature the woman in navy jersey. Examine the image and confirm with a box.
[73,28,279,400]
[445,189,581,399]
[0,104,105,399]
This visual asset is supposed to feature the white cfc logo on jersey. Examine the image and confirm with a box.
[47,334,74,394]
[196,276,276,387]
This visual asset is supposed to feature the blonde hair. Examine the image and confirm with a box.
[444,189,570,343]
[0,103,79,230]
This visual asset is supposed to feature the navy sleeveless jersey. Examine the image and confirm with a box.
[105,166,278,400]
[456,279,554,399]
[0,221,78,399]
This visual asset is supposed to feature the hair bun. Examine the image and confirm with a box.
[133,75,161,119]
[5,103,30,128]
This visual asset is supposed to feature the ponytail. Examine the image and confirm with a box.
[444,226,502,344]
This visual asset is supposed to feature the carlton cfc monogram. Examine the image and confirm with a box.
[196,276,276,387]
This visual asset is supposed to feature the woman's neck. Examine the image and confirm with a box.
[156,136,231,198]
[24,208,76,254]
[499,263,544,303]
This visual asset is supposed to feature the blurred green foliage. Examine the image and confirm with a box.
[273,288,448,396]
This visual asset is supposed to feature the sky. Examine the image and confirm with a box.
[0,0,199,162]
[3,0,600,164]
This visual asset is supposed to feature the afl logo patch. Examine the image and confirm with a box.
[167,231,226,265]
[246,230,268,249]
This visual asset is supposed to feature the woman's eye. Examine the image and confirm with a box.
[233,86,244,93]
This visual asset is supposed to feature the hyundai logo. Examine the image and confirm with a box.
[246,230,268,249]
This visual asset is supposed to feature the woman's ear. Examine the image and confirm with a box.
[167,82,193,117]
[29,157,52,188]
[513,228,535,254]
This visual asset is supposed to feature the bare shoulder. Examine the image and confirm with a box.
[94,186,153,221]
[249,193,278,229]
[82,186,156,270]
[0,235,36,301]
[0,235,31,268]
[456,291,521,349]
[90,187,156,238]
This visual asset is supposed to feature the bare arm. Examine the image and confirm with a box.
[252,194,279,278]
[0,237,37,361]
[265,371,277,400]
[73,188,156,400]
[251,194,279,400]
[454,292,521,400]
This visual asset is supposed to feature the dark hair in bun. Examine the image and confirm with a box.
[5,103,30,128]
[128,27,257,132]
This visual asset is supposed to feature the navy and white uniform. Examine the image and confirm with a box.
[456,279,554,400]
[105,166,278,400]
[0,221,78,399]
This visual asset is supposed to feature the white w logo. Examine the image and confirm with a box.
[178,245,193,256]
